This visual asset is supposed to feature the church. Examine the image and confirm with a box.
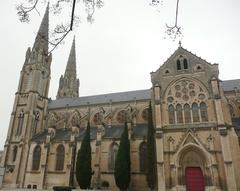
[1,4,240,191]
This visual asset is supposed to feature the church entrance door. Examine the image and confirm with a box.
[185,167,205,191]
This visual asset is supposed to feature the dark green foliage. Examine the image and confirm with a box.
[146,101,156,190]
[114,122,131,191]
[52,186,72,191]
[75,121,92,189]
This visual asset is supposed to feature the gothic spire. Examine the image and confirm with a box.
[65,36,77,79]
[57,37,80,99]
[33,3,49,53]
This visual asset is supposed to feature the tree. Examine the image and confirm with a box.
[146,101,156,190]
[75,121,92,189]
[114,122,131,191]
[16,0,182,52]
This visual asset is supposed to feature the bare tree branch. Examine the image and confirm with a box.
[165,0,182,41]
[16,0,183,52]
[16,0,40,22]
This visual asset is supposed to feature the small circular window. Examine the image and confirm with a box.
[116,110,126,123]
[141,108,149,121]
[93,112,101,125]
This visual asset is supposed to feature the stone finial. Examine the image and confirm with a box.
[179,40,182,47]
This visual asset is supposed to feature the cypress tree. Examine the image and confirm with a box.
[146,101,156,190]
[114,122,131,191]
[76,121,92,189]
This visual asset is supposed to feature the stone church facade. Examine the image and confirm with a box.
[1,5,240,191]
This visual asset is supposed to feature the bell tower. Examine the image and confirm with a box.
[1,4,52,188]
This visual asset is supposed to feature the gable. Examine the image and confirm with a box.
[151,46,219,94]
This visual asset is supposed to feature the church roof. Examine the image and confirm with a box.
[48,79,240,109]
[48,89,151,109]
[31,124,148,142]
[222,79,240,92]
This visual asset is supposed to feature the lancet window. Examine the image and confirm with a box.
[184,104,191,123]
[109,143,119,171]
[12,146,18,162]
[139,142,147,172]
[55,145,65,171]
[200,102,208,122]
[168,105,175,124]
[16,109,24,136]
[32,145,41,171]
[192,103,200,122]
[176,104,183,123]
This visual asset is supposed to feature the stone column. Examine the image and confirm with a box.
[156,132,165,191]
[169,137,176,188]
[40,144,49,189]
[153,85,166,191]
[211,78,237,190]
[219,130,237,190]
[207,135,219,188]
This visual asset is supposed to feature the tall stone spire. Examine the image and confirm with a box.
[65,37,77,79]
[57,37,80,99]
[33,3,49,53]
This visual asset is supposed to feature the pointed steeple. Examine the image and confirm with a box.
[65,36,77,79]
[33,3,49,53]
[57,37,80,99]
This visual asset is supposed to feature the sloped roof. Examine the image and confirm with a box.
[222,79,240,92]
[48,89,150,109]
[48,79,239,109]
[232,118,240,129]
[31,124,148,142]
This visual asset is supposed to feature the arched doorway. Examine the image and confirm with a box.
[185,167,205,191]
[177,148,208,190]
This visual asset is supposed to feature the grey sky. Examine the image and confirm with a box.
[0,0,240,149]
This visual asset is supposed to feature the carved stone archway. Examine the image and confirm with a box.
[176,144,213,187]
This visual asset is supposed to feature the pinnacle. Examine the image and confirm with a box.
[33,3,49,52]
[65,36,77,79]
[57,36,79,99]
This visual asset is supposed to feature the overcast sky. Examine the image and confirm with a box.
[0,0,240,149]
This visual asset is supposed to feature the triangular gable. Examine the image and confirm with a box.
[157,46,213,73]
[175,129,208,153]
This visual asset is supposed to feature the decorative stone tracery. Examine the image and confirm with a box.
[165,78,209,125]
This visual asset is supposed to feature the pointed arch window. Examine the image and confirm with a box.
[192,103,200,122]
[109,143,119,171]
[16,110,24,136]
[200,102,208,122]
[32,145,41,171]
[12,146,18,162]
[168,105,175,124]
[177,60,181,70]
[176,104,183,123]
[139,142,147,172]
[183,59,188,69]
[55,145,65,171]
[184,104,191,123]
